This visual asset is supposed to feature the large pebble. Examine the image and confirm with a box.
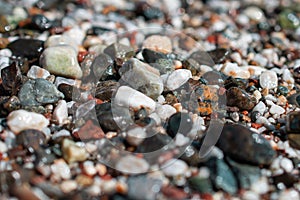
[142,35,172,53]
[18,78,64,106]
[269,104,285,115]
[62,139,89,163]
[161,159,188,177]
[114,86,156,113]
[119,58,163,99]
[7,109,49,134]
[227,87,256,110]
[7,39,44,60]
[217,124,276,165]
[40,45,83,79]
[165,69,192,91]
[115,155,149,174]
[259,71,278,89]
[44,35,78,53]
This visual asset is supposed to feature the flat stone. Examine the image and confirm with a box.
[73,120,105,141]
[252,101,266,115]
[259,71,278,89]
[142,35,172,53]
[226,87,256,111]
[18,78,64,106]
[269,104,285,115]
[7,109,49,134]
[217,124,276,165]
[40,45,83,79]
[7,39,44,60]
[119,58,163,99]
[115,155,149,174]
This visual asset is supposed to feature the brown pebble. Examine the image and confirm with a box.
[0,38,9,49]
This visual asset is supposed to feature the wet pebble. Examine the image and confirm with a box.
[7,109,49,134]
[166,112,193,138]
[226,87,256,111]
[27,65,50,79]
[7,39,44,60]
[217,124,276,165]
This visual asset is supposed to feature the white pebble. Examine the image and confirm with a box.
[83,161,97,176]
[269,104,285,115]
[278,189,300,200]
[282,69,295,87]
[166,69,192,91]
[114,86,156,113]
[115,155,149,174]
[156,104,177,121]
[242,191,260,200]
[252,101,266,115]
[51,159,71,180]
[161,159,188,177]
[27,65,50,79]
[60,180,78,193]
[251,176,269,194]
[0,49,12,57]
[259,71,278,89]
[7,110,49,134]
[244,6,266,21]
[280,157,294,173]
[222,62,250,79]
[0,140,7,153]
[52,100,68,125]
[126,126,147,146]
[175,133,190,146]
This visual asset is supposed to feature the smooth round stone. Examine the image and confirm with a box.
[161,159,188,177]
[243,6,266,22]
[165,69,192,91]
[45,35,78,53]
[217,124,276,165]
[166,112,193,138]
[282,69,294,86]
[18,78,64,106]
[7,39,44,60]
[259,71,278,89]
[252,101,266,115]
[115,155,149,174]
[62,26,85,46]
[40,45,83,79]
[142,35,172,53]
[30,14,52,31]
[7,109,49,134]
[51,159,71,179]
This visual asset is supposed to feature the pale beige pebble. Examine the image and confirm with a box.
[251,176,269,194]
[83,161,97,176]
[0,140,7,153]
[62,139,89,163]
[242,191,260,200]
[243,6,266,21]
[221,62,250,79]
[230,52,242,65]
[126,126,147,146]
[161,159,188,177]
[165,69,192,90]
[7,110,49,134]
[142,35,172,53]
[253,90,262,102]
[277,95,287,106]
[95,163,107,176]
[101,179,117,194]
[27,65,51,79]
[52,100,68,125]
[83,36,102,48]
[40,45,83,79]
[60,180,78,193]
[280,157,294,173]
[51,159,71,180]
[44,35,78,53]
[86,185,101,196]
[115,155,149,174]
[240,65,266,76]
[269,104,285,115]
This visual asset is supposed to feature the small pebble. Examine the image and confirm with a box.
[165,69,192,91]
[143,35,172,53]
[27,65,50,79]
[52,100,68,125]
[260,70,278,89]
[269,104,285,115]
[115,155,149,174]
[161,159,188,177]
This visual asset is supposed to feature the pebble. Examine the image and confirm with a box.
[73,120,105,141]
[7,109,49,134]
[18,78,64,106]
[252,101,266,115]
[161,159,188,177]
[279,9,300,29]
[51,159,71,180]
[40,45,83,79]
[217,124,276,165]
[60,180,77,193]
[52,100,68,125]
[0,140,7,153]
[115,155,149,174]
[156,104,177,121]
[165,69,192,91]
[92,53,114,80]
[142,35,172,53]
[83,161,97,176]
[280,157,294,173]
[104,43,134,66]
[7,39,44,60]
[16,129,46,150]
[243,6,266,22]
[282,69,295,87]
[222,62,250,79]
[126,126,147,146]
[27,65,50,79]
[166,112,193,138]
[61,139,89,163]
[259,70,278,89]
[44,35,78,53]
[114,86,156,113]
[278,189,300,200]
[269,104,285,115]
[226,87,256,111]
[119,58,163,99]
[251,177,269,195]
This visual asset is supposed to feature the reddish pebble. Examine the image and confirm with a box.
[73,120,105,140]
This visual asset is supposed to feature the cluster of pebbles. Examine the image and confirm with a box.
[1,0,300,199]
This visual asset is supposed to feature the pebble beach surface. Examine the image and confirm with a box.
[1,0,300,199]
